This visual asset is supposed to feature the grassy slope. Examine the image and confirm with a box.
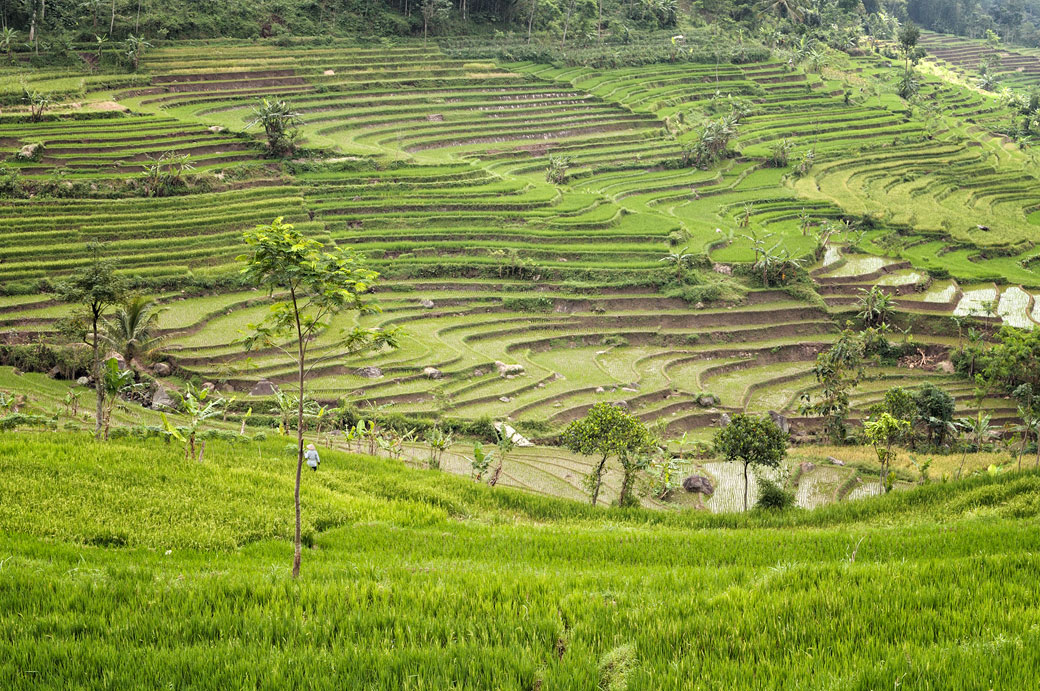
[1,433,1039,688]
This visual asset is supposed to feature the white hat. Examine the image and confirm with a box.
[306,443,316,450]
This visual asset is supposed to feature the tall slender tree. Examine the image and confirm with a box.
[56,243,128,438]
[238,217,398,578]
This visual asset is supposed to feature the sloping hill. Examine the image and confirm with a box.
[1,433,1039,688]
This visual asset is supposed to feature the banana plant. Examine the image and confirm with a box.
[177,383,227,461]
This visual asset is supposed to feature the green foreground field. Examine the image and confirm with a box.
[1,432,1039,689]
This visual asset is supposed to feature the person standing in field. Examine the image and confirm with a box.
[305,443,320,472]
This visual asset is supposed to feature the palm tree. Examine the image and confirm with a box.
[956,411,993,479]
[124,33,152,72]
[660,246,694,282]
[103,295,165,366]
[246,98,302,157]
[759,0,806,22]
[0,27,16,62]
[857,286,894,328]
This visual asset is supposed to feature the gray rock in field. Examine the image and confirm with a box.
[828,456,846,467]
[473,369,485,377]
[151,385,176,410]
[800,462,816,474]
[47,366,62,379]
[494,422,534,447]
[769,410,791,435]
[419,298,435,308]
[208,125,225,134]
[355,366,383,379]
[76,376,91,387]
[249,379,279,396]
[16,142,42,160]
[697,394,720,407]
[718,413,732,427]
[201,382,216,392]
[499,396,511,403]
[152,362,172,376]
[595,386,605,393]
[422,366,442,380]
[938,360,955,374]
[495,361,524,377]
[682,475,715,496]
[621,387,638,393]
[614,400,629,409]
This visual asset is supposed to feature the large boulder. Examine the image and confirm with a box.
[718,413,732,427]
[682,475,715,496]
[419,298,435,309]
[355,366,383,379]
[76,376,91,387]
[422,366,443,380]
[495,361,525,377]
[493,422,535,447]
[152,362,172,377]
[16,142,43,161]
[769,410,791,435]
[697,393,720,408]
[151,385,176,410]
[47,366,62,379]
[249,379,279,396]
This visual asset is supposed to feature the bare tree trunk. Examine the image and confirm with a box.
[526,0,536,44]
[743,461,749,511]
[597,0,602,44]
[135,0,141,33]
[110,0,116,36]
[488,461,502,486]
[93,317,104,438]
[590,454,607,505]
[561,0,574,48]
[292,289,305,579]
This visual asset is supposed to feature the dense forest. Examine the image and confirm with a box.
[0,0,1038,47]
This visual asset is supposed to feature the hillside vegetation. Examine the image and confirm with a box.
[1,433,1040,688]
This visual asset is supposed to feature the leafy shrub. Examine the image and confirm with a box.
[598,644,636,691]
[502,297,553,313]
[756,477,795,510]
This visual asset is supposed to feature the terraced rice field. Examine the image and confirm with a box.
[1,36,1037,442]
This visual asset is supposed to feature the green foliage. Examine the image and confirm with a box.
[103,295,164,365]
[55,242,128,437]
[238,216,397,577]
[545,154,570,184]
[561,402,655,506]
[246,99,302,157]
[864,413,910,493]
[714,413,788,511]
[856,285,894,328]
[682,114,739,169]
[756,477,795,511]
[801,328,865,444]
[2,434,1040,685]
[598,644,636,690]
[975,326,1040,393]
[915,383,957,448]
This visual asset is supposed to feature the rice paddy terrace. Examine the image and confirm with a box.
[2,36,1040,442]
